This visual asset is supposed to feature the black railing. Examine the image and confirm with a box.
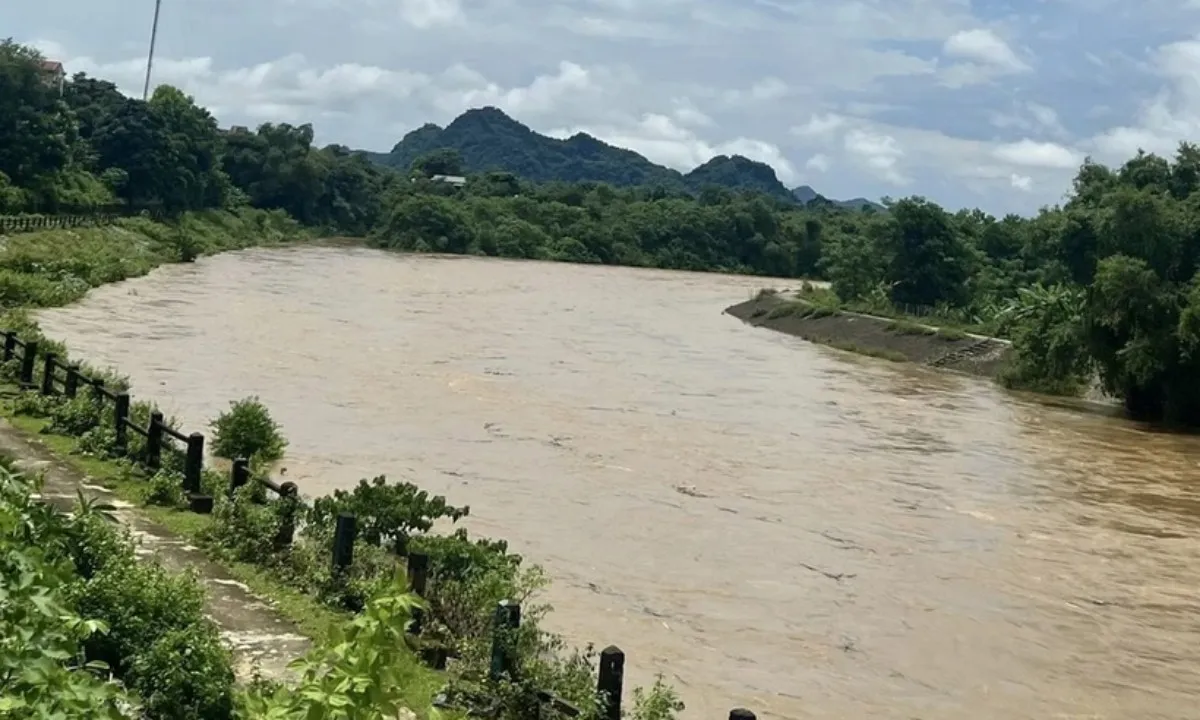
[0,205,169,234]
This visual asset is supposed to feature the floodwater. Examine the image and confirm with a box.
[36,246,1200,719]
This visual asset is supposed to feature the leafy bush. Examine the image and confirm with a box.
[142,469,186,507]
[0,465,135,717]
[306,475,469,549]
[631,676,686,720]
[239,573,426,717]
[67,533,237,720]
[202,486,283,563]
[209,396,287,466]
[128,625,235,720]
[47,394,106,435]
[72,560,208,671]
[62,500,134,579]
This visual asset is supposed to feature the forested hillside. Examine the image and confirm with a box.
[5,37,1200,425]
[363,106,797,200]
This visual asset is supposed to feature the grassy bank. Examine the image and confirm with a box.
[0,208,307,309]
[728,289,1012,376]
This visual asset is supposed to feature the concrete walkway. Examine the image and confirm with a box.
[0,419,311,683]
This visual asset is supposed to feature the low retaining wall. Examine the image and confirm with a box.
[725,293,1011,378]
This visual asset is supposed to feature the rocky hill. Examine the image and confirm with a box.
[363,107,807,202]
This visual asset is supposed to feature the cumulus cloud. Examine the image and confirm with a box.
[9,0,1200,214]
[943,29,1027,71]
[939,28,1030,87]
[1086,35,1200,161]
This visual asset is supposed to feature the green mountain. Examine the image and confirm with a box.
[362,106,795,200]
[791,184,885,212]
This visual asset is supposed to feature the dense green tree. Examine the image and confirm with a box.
[879,197,974,307]
[411,148,465,177]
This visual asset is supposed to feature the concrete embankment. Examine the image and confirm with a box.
[726,292,1012,378]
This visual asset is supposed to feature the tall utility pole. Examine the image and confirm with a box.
[142,0,162,100]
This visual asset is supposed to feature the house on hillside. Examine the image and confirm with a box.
[39,60,65,96]
[430,175,467,187]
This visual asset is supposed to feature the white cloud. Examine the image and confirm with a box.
[1087,35,1200,161]
[806,153,831,172]
[792,113,846,138]
[396,0,464,28]
[844,129,907,185]
[990,102,1067,137]
[549,114,798,183]
[992,139,1082,169]
[943,29,1027,71]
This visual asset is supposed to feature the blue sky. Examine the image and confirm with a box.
[6,0,1200,215]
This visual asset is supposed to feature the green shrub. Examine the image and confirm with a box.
[76,424,118,457]
[202,486,282,563]
[73,559,208,672]
[142,469,186,507]
[0,468,137,718]
[631,675,686,720]
[10,389,60,417]
[209,396,287,466]
[47,395,105,435]
[128,625,235,720]
[62,509,135,580]
[306,475,469,549]
[238,575,424,717]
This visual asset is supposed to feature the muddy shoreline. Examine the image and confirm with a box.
[725,292,1012,377]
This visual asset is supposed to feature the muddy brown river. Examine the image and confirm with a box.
[35,245,1200,719]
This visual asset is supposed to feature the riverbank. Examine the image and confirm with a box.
[0,208,308,309]
[726,290,1011,377]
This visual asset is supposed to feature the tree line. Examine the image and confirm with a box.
[3,39,1200,424]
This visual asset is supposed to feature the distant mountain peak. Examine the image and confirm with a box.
[366,106,875,209]
[791,184,884,212]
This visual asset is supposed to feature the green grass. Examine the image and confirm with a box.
[788,284,994,339]
[0,208,309,310]
[935,327,971,341]
[885,319,936,336]
[763,299,839,321]
[0,390,448,717]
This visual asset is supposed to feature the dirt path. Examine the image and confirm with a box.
[0,418,311,683]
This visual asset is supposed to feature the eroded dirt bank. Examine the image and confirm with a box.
[725,292,1011,377]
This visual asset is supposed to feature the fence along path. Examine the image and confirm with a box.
[2,330,760,720]
[0,206,168,234]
